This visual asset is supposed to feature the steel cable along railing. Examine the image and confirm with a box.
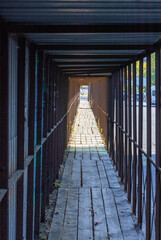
[89,55,161,239]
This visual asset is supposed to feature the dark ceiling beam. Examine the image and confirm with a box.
[7,23,161,33]
[50,54,137,59]
[61,67,116,71]
[39,44,152,50]
[55,61,125,65]
[62,67,117,73]
[64,70,114,74]
[60,65,119,69]
[67,74,112,77]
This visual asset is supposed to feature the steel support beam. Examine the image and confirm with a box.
[138,58,143,226]
[128,64,132,203]
[27,43,36,240]
[155,48,161,240]
[0,24,9,240]
[34,50,43,239]
[39,44,153,51]
[50,55,137,60]
[146,53,151,240]
[132,62,137,215]
[7,23,161,33]
[17,36,26,240]
[28,44,36,155]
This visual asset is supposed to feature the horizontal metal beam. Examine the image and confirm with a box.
[55,61,126,65]
[39,44,152,51]
[63,68,116,73]
[64,71,113,75]
[50,54,137,59]
[58,64,120,69]
[7,23,161,33]
[62,67,117,72]
[67,73,112,77]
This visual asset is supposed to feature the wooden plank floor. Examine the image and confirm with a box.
[48,100,144,240]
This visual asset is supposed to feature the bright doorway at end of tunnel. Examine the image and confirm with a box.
[80,85,89,101]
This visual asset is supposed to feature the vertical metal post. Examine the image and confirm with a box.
[17,36,26,240]
[146,53,151,239]
[55,67,59,178]
[28,44,36,156]
[0,24,9,240]
[132,62,137,214]
[17,37,26,169]
[36,51,43,145]
[41,56,48,222]
[155,48,161,240]
[110,75,114,160]
[120,69,123,182]
[128,64,132,202]
[116,73,119,170]
[52,63,57,184]
[124,67,128,191]
[50,62,54,192]
[34,50,43,239]
[108,78,111,155]
[27,160,34,240]
[48,58,52,132]
[138,58,143,225]
[27,43,36,240]
[46,58,52,204]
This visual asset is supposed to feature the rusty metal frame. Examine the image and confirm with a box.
[16,36,26,240]
[0,26,79,240]
[124,66,128,191]
[155,48,161,240]
[0,24,9,240]
[132,62,137,215]
[146,53,151,240]
[128,64,132,203]
[138,58,143,225]
[89,47,161,239]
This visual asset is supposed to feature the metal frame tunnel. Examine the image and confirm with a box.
[0,2,161,240]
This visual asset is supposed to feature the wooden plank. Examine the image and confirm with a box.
[78,188,93,240]
[61,155,74,189]
[103,161,121,189]
[71,160,81,187]
[82,160,101,188]
[82,147,90,160]
[96,161,109,188]
[48,188,68,240]
[61,188,78,240]
[112,187,139,240]
[92,188,107,240]
[75,147,83,160]
[102,188,123,239]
